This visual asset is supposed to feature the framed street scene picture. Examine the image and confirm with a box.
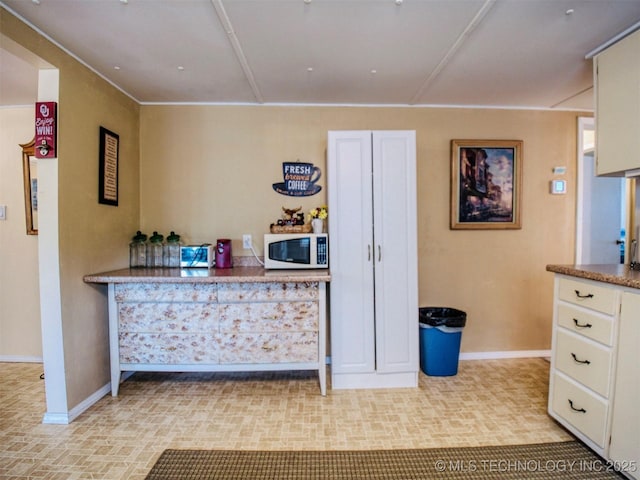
[451,139,522,230]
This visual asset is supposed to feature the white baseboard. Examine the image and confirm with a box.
[459,350,551,360]
[0,355,44,363]
[326,350,551,366]
[42,412,71,424]
[42,381,111,425]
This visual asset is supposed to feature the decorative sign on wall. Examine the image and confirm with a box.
[273,161,322,197]
[34,102,57,159]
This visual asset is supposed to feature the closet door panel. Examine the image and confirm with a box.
[328,131,375,374]
[372,131,419,373]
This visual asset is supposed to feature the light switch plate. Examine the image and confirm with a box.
[0,205,6,220]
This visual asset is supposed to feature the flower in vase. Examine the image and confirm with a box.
[309,205,328,221]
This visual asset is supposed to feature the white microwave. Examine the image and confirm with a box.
[264,233,328,269]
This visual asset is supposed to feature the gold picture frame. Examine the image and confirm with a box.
[451,139,523,230]
[20,138,37,235]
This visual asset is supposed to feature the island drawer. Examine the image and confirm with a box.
[555,329,612,397]
[219,332,318,363]
[551,373,608,448]
[217,282,319,302]
[557,304,614,346]
[115,283,218,302]
[218,301,318,332]
[119,332,220,364]
[557,277,617,315]
[118,302,219,332]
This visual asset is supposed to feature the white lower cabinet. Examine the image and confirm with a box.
[328,130,418,389]
[609,291,640,479]
[550,275,639,479]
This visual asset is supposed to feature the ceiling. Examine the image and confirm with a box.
[1,0,640,110]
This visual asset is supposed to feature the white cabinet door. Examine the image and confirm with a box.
[328,130,418,386]
[595,29,640,176]
[372,131,418,373]
[328,131,376,374]
[609,291,640,479]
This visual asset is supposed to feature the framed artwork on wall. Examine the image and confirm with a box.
[450,139,523,230]
[98,126,119,206]
[20,138,38,235]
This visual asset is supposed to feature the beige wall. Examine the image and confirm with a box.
[0,107,42,360]
[141,106,578,353]
[2,5,581,417]
[1,9,140,411]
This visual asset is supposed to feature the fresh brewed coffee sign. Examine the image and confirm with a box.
[273,161,322,197]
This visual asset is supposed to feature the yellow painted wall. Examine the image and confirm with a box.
[0,107,42,360]
[1,9,140,410]
[141,105,578,353]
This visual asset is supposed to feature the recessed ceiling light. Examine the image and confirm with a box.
[114,66,121,70]
[120,0,128,4]
[307,67,314,72]
[565,8,574,15]
[395,0,403,5]
[178,66,185,71]
[32,0,40,4]
[303,0,312,4]
[370,69,377,74]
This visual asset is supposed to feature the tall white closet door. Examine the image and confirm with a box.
[327,131,375,374]
[372,131,418,374]
[329,130,418,389]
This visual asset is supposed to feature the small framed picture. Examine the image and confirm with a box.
[450,139,522,230]
[98,127,119,206]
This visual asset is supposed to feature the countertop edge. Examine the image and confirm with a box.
[546,264,640,290]
[83,267,330,284]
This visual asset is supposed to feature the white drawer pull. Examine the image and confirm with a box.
[568,399,587,413]
[571,352,591,365]
[572,318,593,329]
[574,289,594,299]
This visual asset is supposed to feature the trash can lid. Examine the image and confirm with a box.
[419,307,467,328]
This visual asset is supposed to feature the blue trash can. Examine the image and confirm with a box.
[419,307,466,376]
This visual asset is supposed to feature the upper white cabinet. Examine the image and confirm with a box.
[595,29,640,176]
[328,131,419,389]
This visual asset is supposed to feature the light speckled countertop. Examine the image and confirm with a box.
[84,266,330,284]
[546,264,640,289]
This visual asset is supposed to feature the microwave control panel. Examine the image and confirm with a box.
[317,236,328,265]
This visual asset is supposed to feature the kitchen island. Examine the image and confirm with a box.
[546,264,639,479]
[84,266,330,396]
[546,263,640,289]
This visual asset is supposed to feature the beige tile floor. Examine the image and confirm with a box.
[1,358,572,479]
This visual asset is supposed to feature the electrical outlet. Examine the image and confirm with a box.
[0,205,6,220]
[242,234,252,249]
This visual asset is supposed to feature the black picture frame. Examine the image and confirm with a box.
[99,126,119,206]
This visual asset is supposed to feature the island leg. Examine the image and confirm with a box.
[108,284,120,397]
